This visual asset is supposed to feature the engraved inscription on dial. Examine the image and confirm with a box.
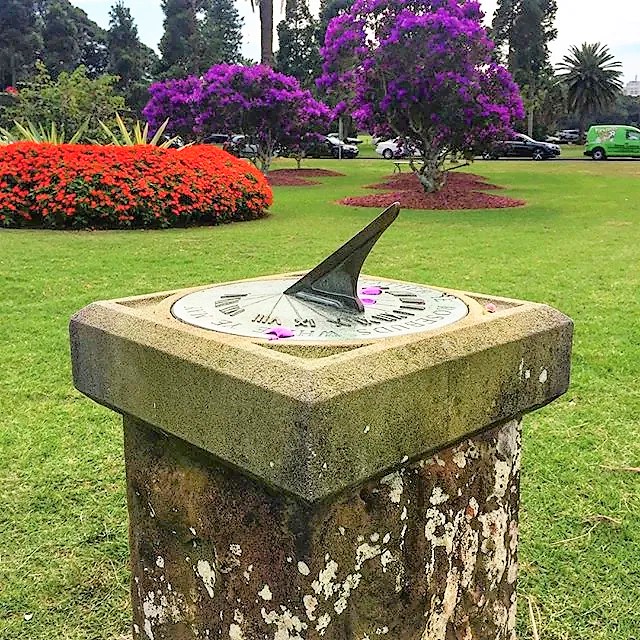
[171,277,468,342]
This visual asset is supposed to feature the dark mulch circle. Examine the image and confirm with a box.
[268,168,346,186]
[341,171,525,210]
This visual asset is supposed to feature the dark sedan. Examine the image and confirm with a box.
[305,136,359,159]
[484,134,561,160]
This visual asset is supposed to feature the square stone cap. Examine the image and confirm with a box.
[70,274,573,503]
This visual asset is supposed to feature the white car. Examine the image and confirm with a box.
[328,133,363,145]
[223,134,258,158]
[375,138,420,159]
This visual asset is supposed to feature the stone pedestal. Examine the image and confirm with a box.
[70,277,572,640]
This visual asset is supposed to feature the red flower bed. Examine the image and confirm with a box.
[0,142,272,229]
[340,172,525,210]
[268,168,345,187]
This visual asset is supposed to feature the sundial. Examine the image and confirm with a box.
[171,204,470,342]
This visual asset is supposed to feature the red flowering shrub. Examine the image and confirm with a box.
[0,142,272,229]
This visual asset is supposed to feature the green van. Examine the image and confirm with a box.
[584,125,640,160]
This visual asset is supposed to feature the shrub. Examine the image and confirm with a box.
[0,142,272,229]
[1,63,126,142]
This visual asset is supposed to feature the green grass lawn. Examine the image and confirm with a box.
[1,157,639,639]
[557,144,586,159]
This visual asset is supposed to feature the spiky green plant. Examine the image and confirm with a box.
[97,113,180,148]
[0,119,88,144]
[556,42,623,138]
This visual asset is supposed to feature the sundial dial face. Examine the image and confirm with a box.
[171,277,468,342]
[171,204,469,343]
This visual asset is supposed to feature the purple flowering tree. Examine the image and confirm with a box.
[194,65,332,173]
[143,76,201,140]
[319,0,525,192]
[278,101,333,169]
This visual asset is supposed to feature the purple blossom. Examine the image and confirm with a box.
[318,0,524,175]
[143,76,202,138]
[143,65,332,173]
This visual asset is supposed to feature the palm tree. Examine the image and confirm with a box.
[250,0,298,67]
[248,0,274,66]
[557,43,623,139]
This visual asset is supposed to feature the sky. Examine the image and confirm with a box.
[72,0,639,84]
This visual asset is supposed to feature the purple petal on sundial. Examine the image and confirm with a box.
[360,286,382,295]
[361,298,377,305]
[265,327,295,340]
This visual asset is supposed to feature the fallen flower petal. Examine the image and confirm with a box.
[265,327,295,340]
[360,286,383,295]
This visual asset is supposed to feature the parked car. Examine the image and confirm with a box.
[306,136,359,159]
[483,134,561,160]
[584,124,640,160]
[223,134,258,158]
[557,129,582,144]
[375,138,420,159]
[202,133,230,145]
[160,135,184,149]
[328,132,363,145]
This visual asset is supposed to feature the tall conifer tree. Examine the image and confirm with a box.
[0,0,41,88]
[159,0,243,76]
[107,1,157,113]
[491,0,558,134]
[276,0,321,90]
[158,0,204,78]
[492,0,557,88]
[37,1,109,78]
[42,0,81,77]
[198,0,244,68]
[68,3,110,77]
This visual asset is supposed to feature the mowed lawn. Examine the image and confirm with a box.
[1,157,639,640]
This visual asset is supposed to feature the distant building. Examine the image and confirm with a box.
[625,76,640,97]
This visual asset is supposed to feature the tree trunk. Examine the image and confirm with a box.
[259,0,274,66]
[415,156,445,193]
[417,171,438,193]
[257,138,275,174]
[578,112,586,142]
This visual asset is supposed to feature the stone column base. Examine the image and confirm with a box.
[124,416,521,640]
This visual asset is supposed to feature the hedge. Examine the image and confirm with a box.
[0,142,272,229]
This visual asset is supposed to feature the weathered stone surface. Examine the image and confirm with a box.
[125,415,521,640]
[70,275,572,502]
